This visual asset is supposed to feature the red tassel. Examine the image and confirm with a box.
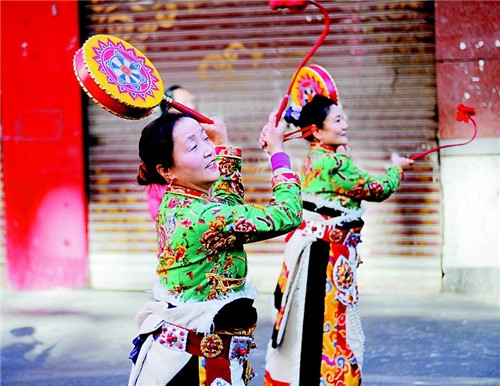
[456,103,476,123]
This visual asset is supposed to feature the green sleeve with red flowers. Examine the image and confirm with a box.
[210,146,245,206]
[301,151,403,208]
[209,145,302,242]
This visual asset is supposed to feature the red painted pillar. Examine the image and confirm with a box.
[1,1,88,289]
[435,0,500,139]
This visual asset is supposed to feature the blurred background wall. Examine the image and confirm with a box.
[1,0,498,295]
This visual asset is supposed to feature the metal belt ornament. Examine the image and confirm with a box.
[200,334,224,358]
[73,34,213,123]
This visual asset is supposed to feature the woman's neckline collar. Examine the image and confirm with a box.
[168,185,210,200]
[311,142,337,152]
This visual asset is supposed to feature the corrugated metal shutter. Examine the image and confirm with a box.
[81,0,440,292]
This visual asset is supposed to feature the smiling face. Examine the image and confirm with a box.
[169,117,219,193]
[313,104,349,146]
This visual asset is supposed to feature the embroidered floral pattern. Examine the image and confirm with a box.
[322,244,361,384]
[301,142,403,209]
[155,146,302,301]
[229,336,257,364]
[267,142,403,385]
[156,322,188,352]
[333,253,359,306]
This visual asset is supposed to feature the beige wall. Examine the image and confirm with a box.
[441,139,500,295]
[435,0,500,295]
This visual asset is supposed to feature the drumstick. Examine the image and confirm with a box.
[162,95,213,124]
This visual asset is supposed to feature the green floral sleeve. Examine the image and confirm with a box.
[335,155,403,202]
[302,151,404,206]
[208,146,302,240]
[211,146,245,206]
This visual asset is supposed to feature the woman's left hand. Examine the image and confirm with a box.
[260,112,286,155]
[201,117,228,145]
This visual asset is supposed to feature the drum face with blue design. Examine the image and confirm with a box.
[73,34,164,119]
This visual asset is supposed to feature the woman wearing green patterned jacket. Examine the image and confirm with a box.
[263,94,414,386]
[128,112,302,386]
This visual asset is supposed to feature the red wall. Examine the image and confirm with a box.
[435,0,500,139]
[1,1,88,289]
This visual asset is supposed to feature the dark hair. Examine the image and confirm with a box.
[137,113,188,186]
[160,85,183,115]
[165,84,182,100]
[284,94,335,141]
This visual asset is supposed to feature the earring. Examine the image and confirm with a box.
[164,173,174,189]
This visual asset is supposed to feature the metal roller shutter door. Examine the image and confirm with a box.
[81,0,441,292]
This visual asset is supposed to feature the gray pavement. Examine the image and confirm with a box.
[1,288,499,385]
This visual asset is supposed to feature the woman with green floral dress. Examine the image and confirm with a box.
[264,95,414,386]
[128,112,302,386]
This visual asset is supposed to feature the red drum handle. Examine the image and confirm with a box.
[164,96,214,124]
[410,104,478,160]
[271,0,331,126]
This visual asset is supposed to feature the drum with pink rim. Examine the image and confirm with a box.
[290,64,340,107]
[73,34,212,123]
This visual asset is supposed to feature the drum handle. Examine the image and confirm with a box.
[410,104,477,160]
[163,96,214,124]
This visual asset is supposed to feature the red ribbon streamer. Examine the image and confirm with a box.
[410,104,478,160]
[284,125,316,141]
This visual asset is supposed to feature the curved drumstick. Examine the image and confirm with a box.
[410,104,478,160]
[162,95,213,124]
[270,0,331,126]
